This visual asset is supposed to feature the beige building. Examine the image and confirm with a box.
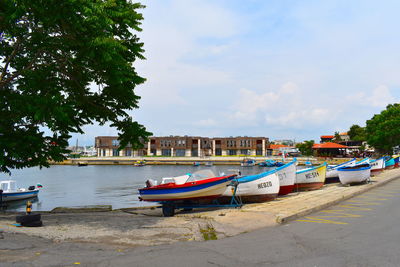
[95,136,269,157]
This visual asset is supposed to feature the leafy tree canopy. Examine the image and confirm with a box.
[296,140,314,156]
[332,131,341,143]
[348,124,366,141]
[366,103,400,154]
[0,0,151,173]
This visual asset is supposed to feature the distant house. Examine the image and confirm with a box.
[312,142,349,157]
[320,135,334,143]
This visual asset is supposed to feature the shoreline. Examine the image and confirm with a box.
[1,168,399,248]
[51,156,355,166]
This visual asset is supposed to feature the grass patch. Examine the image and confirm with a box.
[199,224,218,241]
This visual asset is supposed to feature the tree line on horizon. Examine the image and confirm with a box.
[297,103,400,156]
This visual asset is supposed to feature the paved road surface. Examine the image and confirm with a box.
[2,178,400,266]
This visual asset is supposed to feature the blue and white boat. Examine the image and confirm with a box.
[370,157,385,174]
[385,157,395,169]
[337,164,371,185]
[221,168,280,203]
[0,180,40,202]
[355,158,370,166]
[325,158,356,183]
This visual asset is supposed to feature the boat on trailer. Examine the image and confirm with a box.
[325,158,356,183]
[338,164,371,185]
[220,168,279,203]
[276,159,297,195]
[370,157,385,175]
[138,170,236,203]
[0,180,40,202]
[295,162,327,191]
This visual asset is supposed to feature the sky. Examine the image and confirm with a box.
[72,0,400,145]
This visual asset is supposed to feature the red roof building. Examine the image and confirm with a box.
[312,142,349,157]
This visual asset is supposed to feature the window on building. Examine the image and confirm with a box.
[256,149,263,156]
[240,149,249,155]
[161,149,171,156]
[215,148,222,156]
[176,149,186,157]
[191,149,198,157]
[112,139,120,147]
[228,150,237,156]
[112,149,119,156]
[102,149,106,156]
[126,149,132,156]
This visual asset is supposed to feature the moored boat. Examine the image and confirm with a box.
[385,157,395,169]
[138,170,236,202]
[241,158,256,167]
[370,157,385,175]
[355,158,370,166]
[325,158,356,183]
[221,169,279,203]
[277,159,297,195]
[393,155,400,168]
[338,164,371,185]
[295,162,327,191]
[0,180,41,202]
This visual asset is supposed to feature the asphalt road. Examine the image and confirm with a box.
[2,178,400,267]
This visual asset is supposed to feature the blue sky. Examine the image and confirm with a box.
[73,0,400,145]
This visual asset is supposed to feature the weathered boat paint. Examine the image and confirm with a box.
[277,159,297,195]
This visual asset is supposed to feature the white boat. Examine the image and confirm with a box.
[221,169,279,203]
[0,180,40,202]
[295,162,327,191]
[338,164,371,185]
[370,157,385,174]
[276,159,297,195]
[325,158,356,183]
[355,158,370,166]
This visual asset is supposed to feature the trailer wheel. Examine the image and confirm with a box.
[162,204,175,217]
[16,214,41,224]
[21,220,43,227]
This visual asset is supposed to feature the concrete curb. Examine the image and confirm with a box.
[276,172,400,224]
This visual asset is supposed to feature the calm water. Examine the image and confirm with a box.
[3,165,268,211]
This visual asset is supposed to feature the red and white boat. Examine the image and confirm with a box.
[277,159,297,195]
[295,162,327,191]
[138,170,236,202]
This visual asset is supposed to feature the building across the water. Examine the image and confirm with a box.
[95,136,270,157]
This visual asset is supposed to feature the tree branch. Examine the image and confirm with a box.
[0,38,21,85]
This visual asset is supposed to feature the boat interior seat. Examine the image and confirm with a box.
[161,177,175,184]
[173,175,190,185]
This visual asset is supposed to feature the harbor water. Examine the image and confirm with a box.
[3,164,269,212]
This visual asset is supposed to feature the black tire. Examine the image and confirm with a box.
[162,204,175,217]
[16,214,41,224]
[21,220,43,227]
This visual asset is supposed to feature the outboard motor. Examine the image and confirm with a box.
[28,185,36,191]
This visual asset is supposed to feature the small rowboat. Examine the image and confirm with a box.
[277,159,297,195]
[241,158,256,167]
[338,164,371,185]
[0,180,41,202]
[370,157,385,175]
[221,169,279,203]
[138,170,236,202]
[295,162,327,191]
[385,157,395,169]
[325,158,356,183]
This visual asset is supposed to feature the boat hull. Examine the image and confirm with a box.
[277,160,297,195]
[1,190,39,202]
[295,163,327,191]
[221,170,279,203]
[370,157,385,175]
[338,165,371,185]
[138,175,236,202]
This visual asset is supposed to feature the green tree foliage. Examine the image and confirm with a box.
[332,131,341,143]
[0,0,151,173]
[296,140,314,156]
[366,104,400,154]
[348,124,366,141]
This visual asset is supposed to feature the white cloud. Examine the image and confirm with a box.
[194,118,217,127]
[348,85,396,108]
